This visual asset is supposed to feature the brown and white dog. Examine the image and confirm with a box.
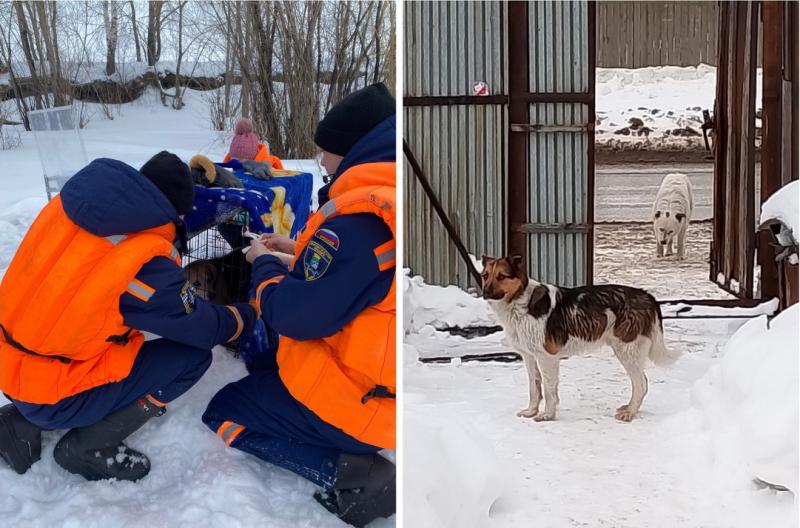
[481,255,678,422]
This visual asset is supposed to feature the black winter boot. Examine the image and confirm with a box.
[314,453,396,527]
[53,397,165,482]
[0,404,42,474]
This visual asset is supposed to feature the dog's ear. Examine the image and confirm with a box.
[675,213,685,222]
[508,255,525,274]
[654,211,661,219]
[203,263,217,282]
[481,255,494,267]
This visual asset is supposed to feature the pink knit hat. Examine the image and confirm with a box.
[229,118,260,161]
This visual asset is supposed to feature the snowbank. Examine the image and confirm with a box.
[661,298,779,318]
[0,60,230,86]
[596,65,763,152]
[760,180,799,247]
[403,269,494,334]
[404,411,511,527]
[0,197,47,279]
[691,304,799,492]
[404,347,512,528]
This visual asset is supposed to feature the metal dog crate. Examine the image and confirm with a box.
[183,210,252,354]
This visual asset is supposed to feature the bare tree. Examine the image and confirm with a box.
[171,0,187,109]
[103,1,119,76]
[129,1,142,62]
[146,0,163,66]
[210,1,393,158]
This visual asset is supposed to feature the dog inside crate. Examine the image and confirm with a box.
[184,211,254,352]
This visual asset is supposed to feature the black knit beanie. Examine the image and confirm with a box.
[314,82,395,157]
[140,151,195,215]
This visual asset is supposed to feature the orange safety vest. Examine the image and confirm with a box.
[275,161,396,449]
[0,196,180,404]
[224,143,285,170]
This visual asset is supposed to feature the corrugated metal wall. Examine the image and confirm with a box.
[526,2,591,287]
[404,1,507,97]
[597,1,719,68]
[404,1,508,288]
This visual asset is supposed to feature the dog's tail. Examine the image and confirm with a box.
[648,307,680,366]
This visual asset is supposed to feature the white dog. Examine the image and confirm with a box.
[652,173,693,259]
[481,256,678,422]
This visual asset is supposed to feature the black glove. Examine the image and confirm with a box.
[242,159,273,180]
[214,166,244,189]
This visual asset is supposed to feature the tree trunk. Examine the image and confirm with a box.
[172,1,185,109]
[104,1,118,76]
[146,0,163,66]
[130,1,142,63]
[35,2,60,105]
[13,1,44,109]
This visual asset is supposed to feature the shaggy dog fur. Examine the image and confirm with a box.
[482,255,679,422]
[652,173,694,259]
[184,250,251,305]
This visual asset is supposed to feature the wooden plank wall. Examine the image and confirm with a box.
[597,1,720,68]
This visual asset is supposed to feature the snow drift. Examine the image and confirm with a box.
[403,269,494,334]
[404,346,512,528]
[596,64,763,152]
[691,304,799,493]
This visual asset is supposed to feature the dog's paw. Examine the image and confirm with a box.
[614,407,637,422]
[516,407,539,418]
[533,412,555,422]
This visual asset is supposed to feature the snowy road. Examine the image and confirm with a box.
[595,163,713,222]
[595,162,762,223]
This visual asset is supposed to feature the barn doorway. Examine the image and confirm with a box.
[592,1,797,306]
[591,1,728,301]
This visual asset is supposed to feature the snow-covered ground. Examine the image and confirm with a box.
[0,90,395,527]
[404,272,798,527]
[594,221,734,300]
[596,65,762,152]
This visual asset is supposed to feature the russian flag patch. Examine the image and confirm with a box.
[315,228,340,251]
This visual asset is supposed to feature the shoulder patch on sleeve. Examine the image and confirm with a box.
[303,240,333,281]
[180,281,196,313]
[315,228,339,251]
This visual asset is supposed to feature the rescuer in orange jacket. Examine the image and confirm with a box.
[0,152,257,482]
[202,83,396,527]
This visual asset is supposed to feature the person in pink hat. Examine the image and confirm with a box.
[224,118,284,170]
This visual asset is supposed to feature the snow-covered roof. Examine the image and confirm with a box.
[760,180,799,246]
